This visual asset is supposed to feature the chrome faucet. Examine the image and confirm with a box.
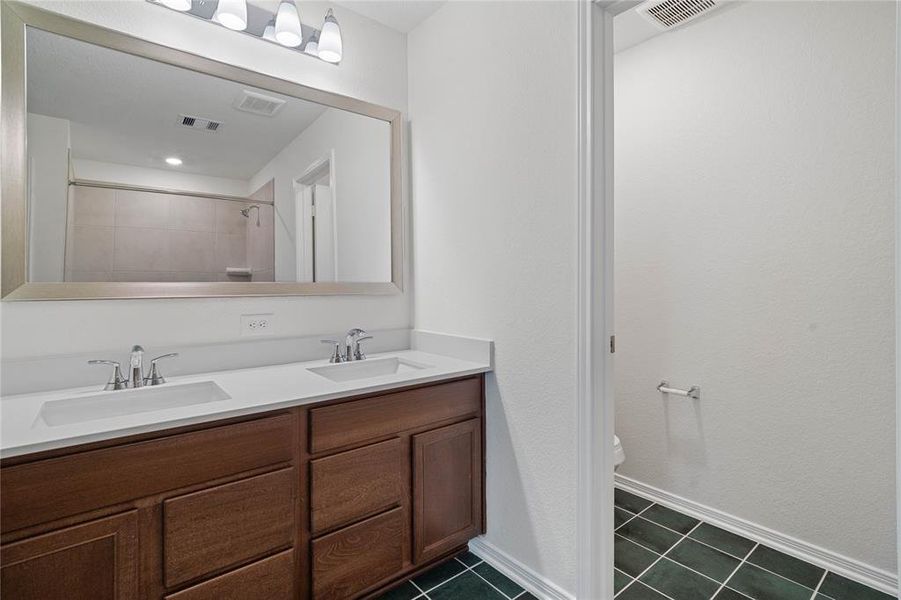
[129,345,145,388]
[88,346,179,390]
[321,329,373,363]
[344,328,366,361]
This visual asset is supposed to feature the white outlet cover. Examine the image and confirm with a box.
[240,313,275,336]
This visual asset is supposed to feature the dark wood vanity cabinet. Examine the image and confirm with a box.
[1,511,140,600]
[0,374,485,600]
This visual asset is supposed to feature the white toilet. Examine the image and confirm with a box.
[614,435,625,469]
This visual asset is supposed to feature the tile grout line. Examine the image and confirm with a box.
[419,554,524,600]
[734,552,829,594]
[710,541,759,599]
[615,520,704,599]
[619,504,837,596]
[465,560,525,600]
[617,487,859,598]
[615,501,658,532]
[809,570,828,600]
[620,509,748,562]
[617,502,750,562]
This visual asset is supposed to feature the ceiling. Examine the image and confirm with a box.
[27,28,328,180]
[615,6,665,53]
[333,0,445,33]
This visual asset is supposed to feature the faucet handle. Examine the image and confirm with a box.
[353,335,373,361]
[144,353,179,386]
[88,360,129,391]
[321,340,345,363]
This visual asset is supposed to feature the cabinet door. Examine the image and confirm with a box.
[412,419,482,563]
[0,511,138,600]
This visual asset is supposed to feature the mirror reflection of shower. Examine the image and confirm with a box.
[240,204,261,227]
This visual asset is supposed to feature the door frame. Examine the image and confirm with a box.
[580,1,901,598]
[575,1,620,598]
[294,151,338,282]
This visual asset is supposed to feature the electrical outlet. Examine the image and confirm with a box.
[241,313,275,336]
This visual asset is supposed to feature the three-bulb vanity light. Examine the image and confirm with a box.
[151,0,343,64]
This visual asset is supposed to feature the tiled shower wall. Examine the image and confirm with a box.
[64,185,274,282]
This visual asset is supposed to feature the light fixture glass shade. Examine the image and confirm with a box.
[303,32,319,56]
[275,0,303,47]
[213,0,247,31]
[317,9,342,63]
[262,20,277,42]
[159,0,192,11]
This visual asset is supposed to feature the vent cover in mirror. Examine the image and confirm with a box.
[233,90,287,117]
[177,114,222,132]
[638,0,719,29]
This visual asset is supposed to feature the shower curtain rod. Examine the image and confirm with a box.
[69,178,273,205]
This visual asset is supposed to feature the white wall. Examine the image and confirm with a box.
[249,107,391,282]
[26,113,70,282]
[2,0,409,362]
[614,0,896,573]
[409,1,580,594]
[72,159,250,198]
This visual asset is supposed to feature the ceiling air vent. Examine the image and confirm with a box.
[233,90,287,117]
[637,0,719,30]
[177,114,223,133]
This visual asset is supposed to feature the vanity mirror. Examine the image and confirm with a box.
[0,2,402,300]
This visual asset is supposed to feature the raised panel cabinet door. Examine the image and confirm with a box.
[0,510,139,600]
[412,419,482,563]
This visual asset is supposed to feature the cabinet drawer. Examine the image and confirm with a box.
[164,550,294,600]
[2,414,295,534]
[311,438,405,535]
[312,507,405,600]
[309,377,481,453]
[163,468,295,587]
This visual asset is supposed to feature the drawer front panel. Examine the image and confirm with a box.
[163,468,295,587]
[312,507,405,600]
[164,550,294,600]
[310,377,481,454]
[311,438,404,535]
[2,414,295,534]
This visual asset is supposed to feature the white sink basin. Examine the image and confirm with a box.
[37,381,231,427]
[308,356,431,383]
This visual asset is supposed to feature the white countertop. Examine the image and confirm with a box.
[0,349,491,459]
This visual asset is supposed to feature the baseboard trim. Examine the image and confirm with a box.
[468,537,575,600]
[615,474,898,596]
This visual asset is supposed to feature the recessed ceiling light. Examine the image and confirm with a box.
[165,157,183,166]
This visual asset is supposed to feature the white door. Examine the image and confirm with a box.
[312,184,336,282]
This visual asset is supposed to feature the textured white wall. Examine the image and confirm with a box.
[2,0,409,361]
[249,108,391,282]
[26,113,70,282]
[409,1,580,594]
[614,1,896,572]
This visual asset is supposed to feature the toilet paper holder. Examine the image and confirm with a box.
[657,381,701,400]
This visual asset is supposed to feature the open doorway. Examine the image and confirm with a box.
[600,2,899,599]
[295,151,338,282]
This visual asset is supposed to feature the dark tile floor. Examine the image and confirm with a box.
[378,488,896,600]
[375,550,537,600]
[615,487,897,600]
